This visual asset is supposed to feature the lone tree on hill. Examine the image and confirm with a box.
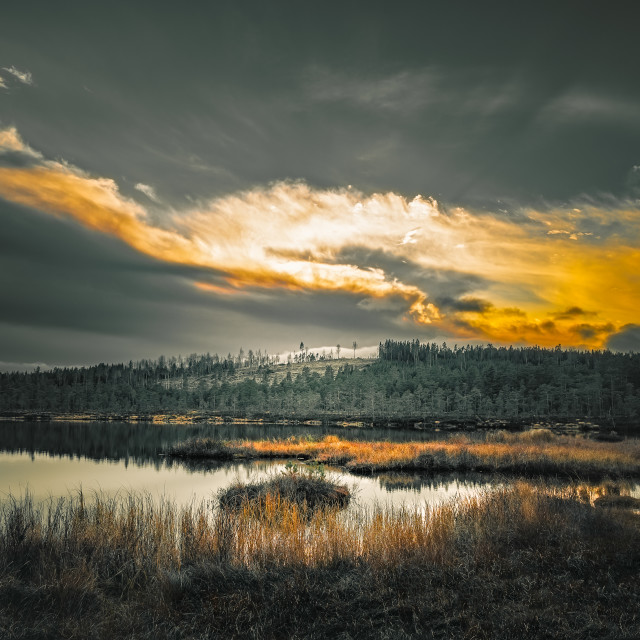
[353,341,357,359]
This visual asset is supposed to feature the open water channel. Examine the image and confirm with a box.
[1,421,637,512]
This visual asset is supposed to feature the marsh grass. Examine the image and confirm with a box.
[218,464,351,513]
[0,480,638,639]
[169,430,640,479]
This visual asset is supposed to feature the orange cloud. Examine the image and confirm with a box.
[1,127,638,348]
[0,166,201,265]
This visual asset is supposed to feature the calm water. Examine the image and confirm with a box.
[0,419,458,464]
[0,421,636,510]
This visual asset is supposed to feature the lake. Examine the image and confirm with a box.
[1,421,637,511]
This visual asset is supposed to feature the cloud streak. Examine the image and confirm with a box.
[538,89,640,127]
[1,127,638,349]
[134,182,161,202]
[304,68,438,114]
[2,65,33,85]
[303,66,522,119]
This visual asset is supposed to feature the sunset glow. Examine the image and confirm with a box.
[1,127,637,349]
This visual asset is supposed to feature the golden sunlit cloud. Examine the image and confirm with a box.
[1,127,638,348]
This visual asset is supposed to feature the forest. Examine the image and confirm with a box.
[1,340,639,421]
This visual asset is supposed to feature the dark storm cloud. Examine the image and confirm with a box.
[0,150,41,169]
[437,297,494,314]
[2,1,639,206]
[550,307,596,321]
[0,1,638,364]
[571,323,616,342]
[0,195,296,367]
[219,289,416,339]
[0,199,224,337]
[330,246,492,307]
[0,198,426,365]
[606,325,640,353]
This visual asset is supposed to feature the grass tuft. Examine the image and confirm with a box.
[218,464,351,513]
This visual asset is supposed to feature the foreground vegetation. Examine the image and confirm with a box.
[2,341,639,421]
[0,481,638,639]
[169,430,640,479]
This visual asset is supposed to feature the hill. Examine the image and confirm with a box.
[1,342,639,427]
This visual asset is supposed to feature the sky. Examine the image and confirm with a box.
[1,1,639,369]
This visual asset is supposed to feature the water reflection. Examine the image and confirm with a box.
[376,470,493,492]
[0,450,497,512]
[0,420,453,467]
[0,421,637,512]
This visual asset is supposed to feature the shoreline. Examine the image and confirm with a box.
[0,410,634,435]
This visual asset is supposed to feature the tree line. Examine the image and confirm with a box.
[1,341,639,421]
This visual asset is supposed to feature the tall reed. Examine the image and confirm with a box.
[1,481,638,638]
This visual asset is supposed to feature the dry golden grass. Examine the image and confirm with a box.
[169,430,640,479]
[1,480,639,639]
[0,480,635,572]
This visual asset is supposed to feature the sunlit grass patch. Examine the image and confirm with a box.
[169,431,640,479]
